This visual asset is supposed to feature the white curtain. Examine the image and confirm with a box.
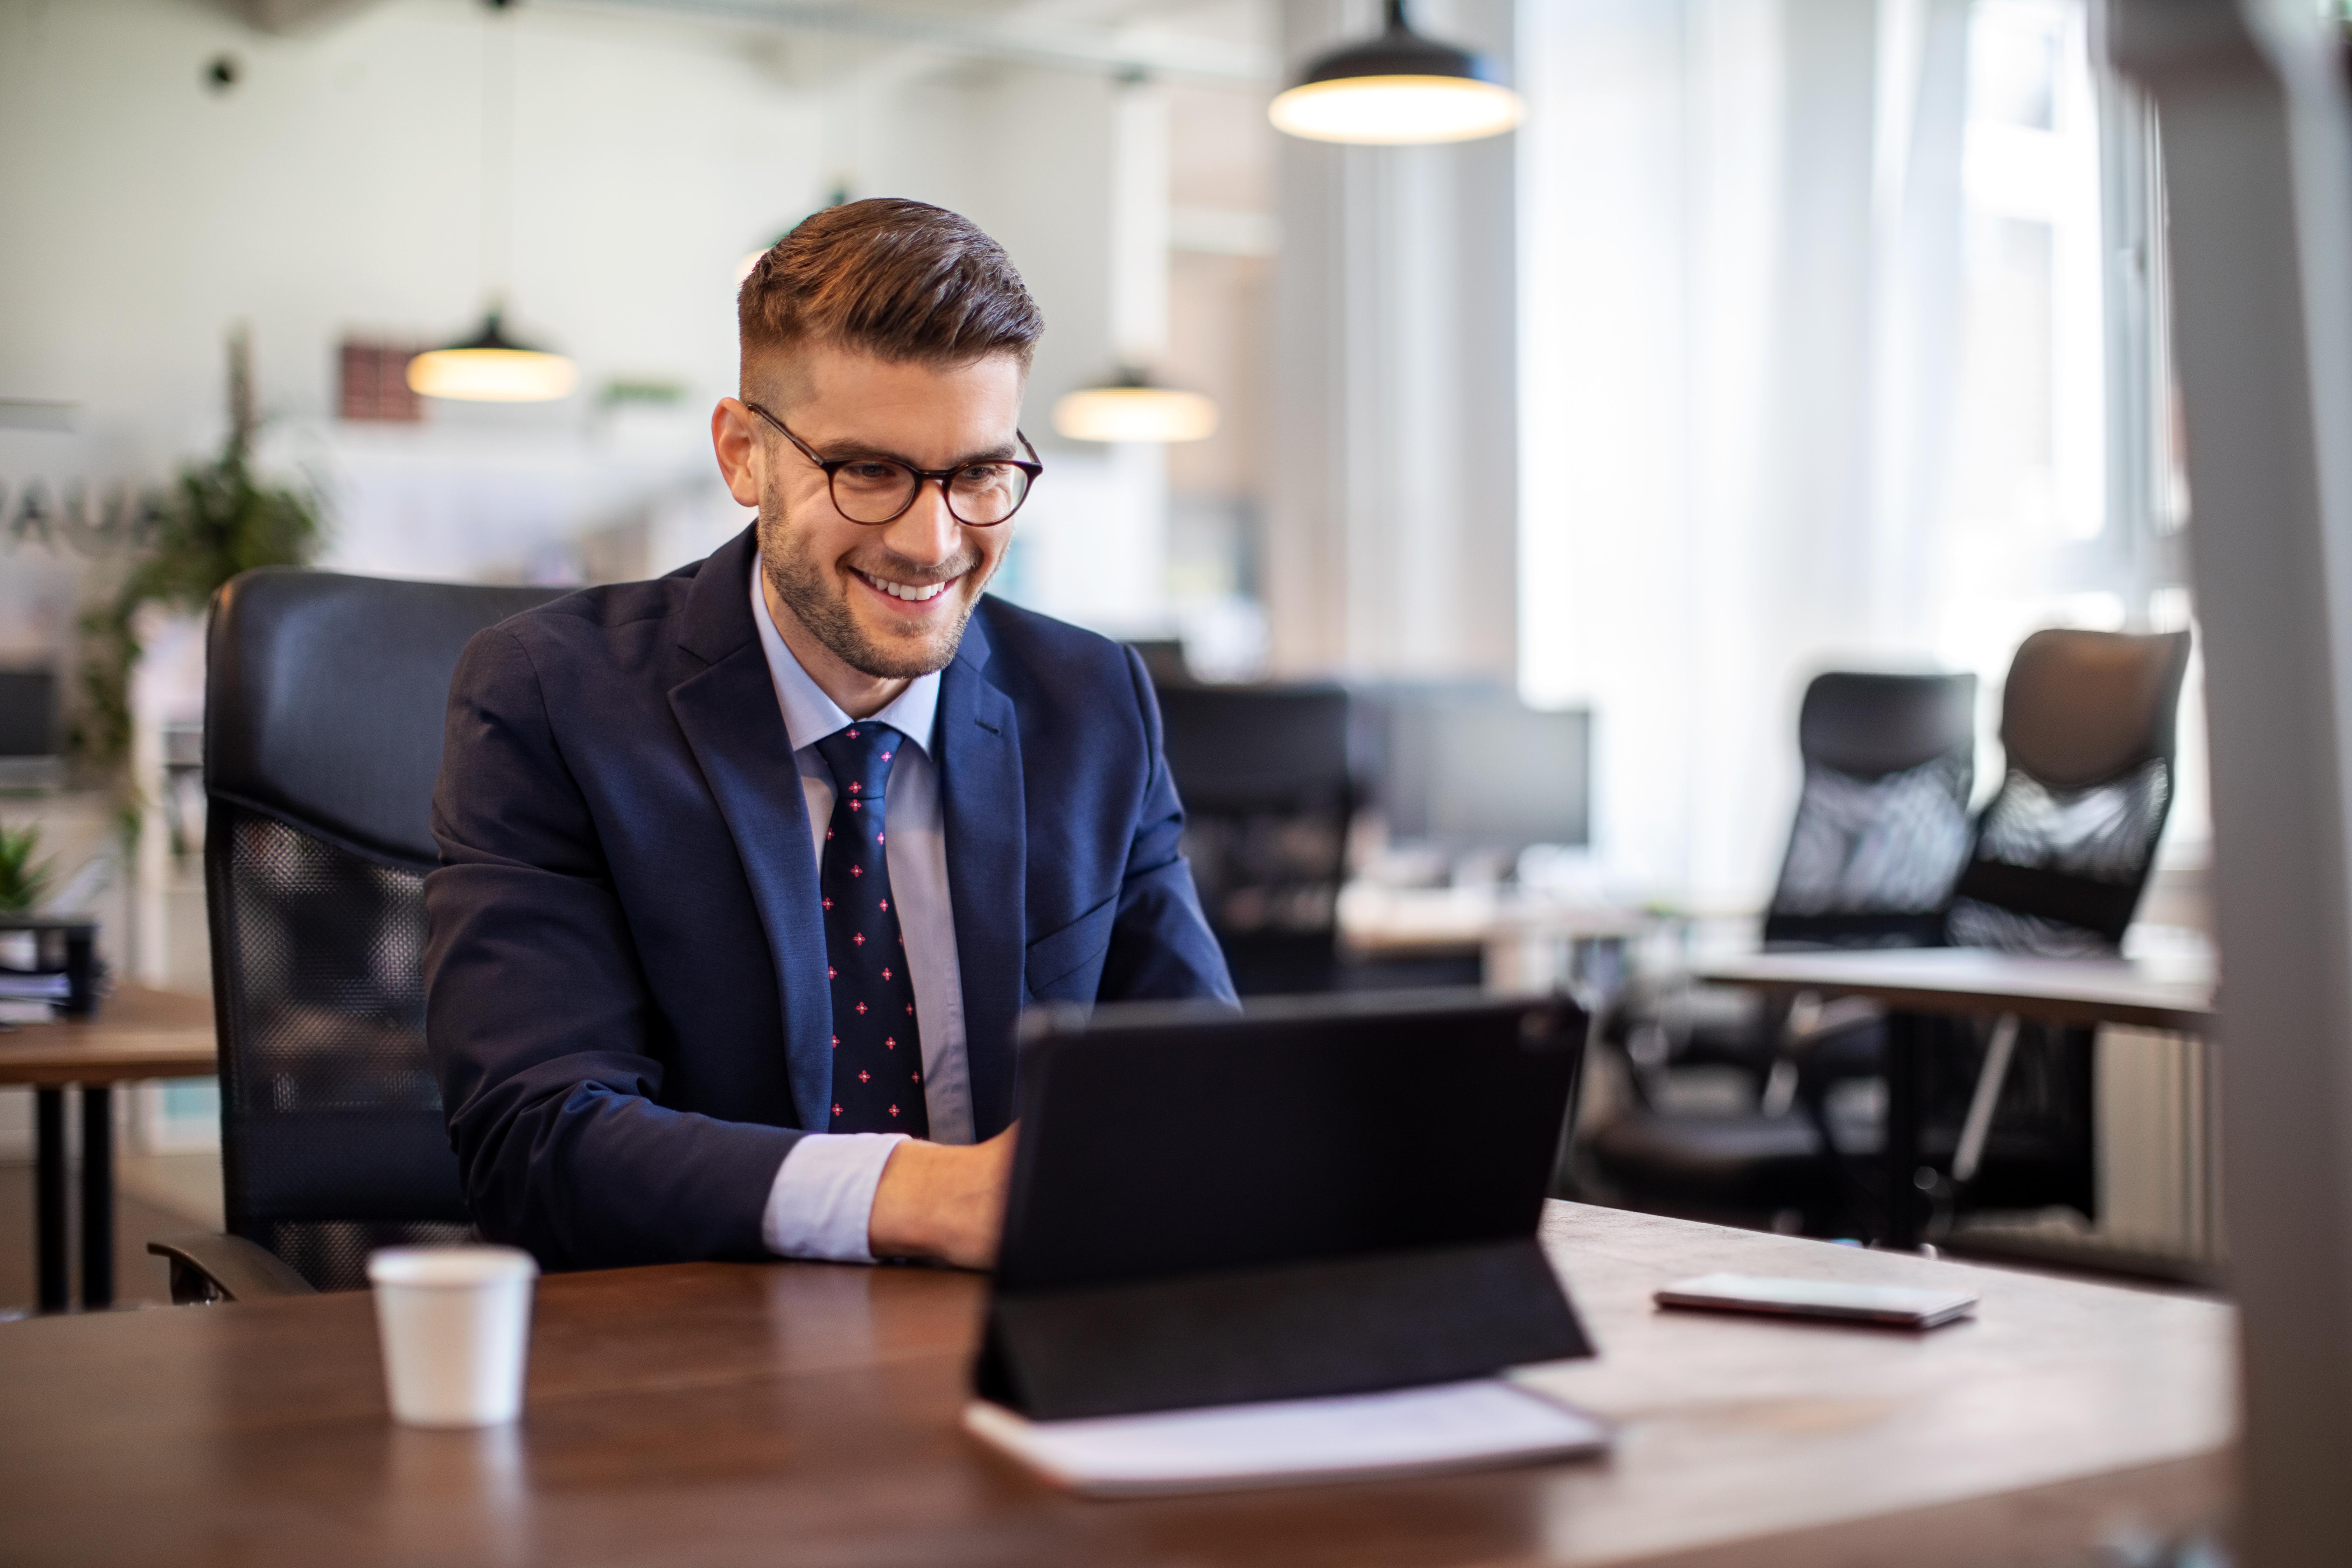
[1518,0,1976,909]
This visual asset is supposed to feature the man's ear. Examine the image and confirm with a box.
[711,398,764,509]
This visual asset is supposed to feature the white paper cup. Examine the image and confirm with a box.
[368,1245,539,1428]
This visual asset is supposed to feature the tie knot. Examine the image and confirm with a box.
[815,721,904,798]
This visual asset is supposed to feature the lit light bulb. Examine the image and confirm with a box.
[1269,75,1522,145]
[1053,385,1219,443]
[406,310,577,403]
[1268,1,1521,148]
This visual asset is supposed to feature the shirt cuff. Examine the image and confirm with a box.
[762,1132,910,1263]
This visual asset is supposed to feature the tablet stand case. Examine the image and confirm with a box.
[976,1235,1592,1421]
[973,993,1598,1423]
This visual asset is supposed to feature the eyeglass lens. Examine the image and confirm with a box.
[831,458,1030,526]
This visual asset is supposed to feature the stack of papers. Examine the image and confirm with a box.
[0,972,69,1001]
[963,1379,1611,1497]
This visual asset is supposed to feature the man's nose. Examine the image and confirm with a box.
[880,479,963,568]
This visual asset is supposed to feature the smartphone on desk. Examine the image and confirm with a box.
[1655,1273,1978,1329]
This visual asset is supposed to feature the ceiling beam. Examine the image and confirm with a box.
[235,0,390,34]
[553,0,1279,86]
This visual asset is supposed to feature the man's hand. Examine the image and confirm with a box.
[867,1125,1017,1268]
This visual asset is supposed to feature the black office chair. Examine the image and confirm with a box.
[1947,629,2192,954]
[1914,628,2193,1226]
[149,568,561,1301]
[1582,671,1977,1234]
[1153,684,1354,996]
[1763,671,1984,1108]
[1765,672,1980,949]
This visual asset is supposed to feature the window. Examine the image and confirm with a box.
[1935,0,2202,846]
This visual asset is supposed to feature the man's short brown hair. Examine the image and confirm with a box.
[737,198,1043,383]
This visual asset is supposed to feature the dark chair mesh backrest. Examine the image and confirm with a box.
[1153,684,1353,995]
[205,568,562,1290]
[1947,629,2192,955]
[1763,672,1978,948]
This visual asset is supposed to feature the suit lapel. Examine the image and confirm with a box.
[938,611,1025,1139]
[668,528,833,1132]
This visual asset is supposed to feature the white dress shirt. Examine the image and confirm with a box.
[751,558,975,1263]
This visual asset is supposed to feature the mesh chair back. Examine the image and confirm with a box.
[1947,629,2192,953]
[1764,672,1977,948]
[204,568,562,1289]
[1154,684,1353,995]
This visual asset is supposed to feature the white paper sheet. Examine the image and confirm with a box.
[962,1379,1612,1497]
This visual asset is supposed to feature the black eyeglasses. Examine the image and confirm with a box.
[743,401,1043,527]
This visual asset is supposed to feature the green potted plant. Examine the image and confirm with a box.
[0,821,54,917]
[0,819,98,1013]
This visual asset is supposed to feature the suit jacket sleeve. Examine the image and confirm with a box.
[1096,645,1241,1006]
[422,625,804,1270]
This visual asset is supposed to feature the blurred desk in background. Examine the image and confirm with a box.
[1338,884,1654,996]
[0,986,215,1314]
[1695,947,2215,1034]
[1696,948,2219,1265]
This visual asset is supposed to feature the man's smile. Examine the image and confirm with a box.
[852,566,959,608]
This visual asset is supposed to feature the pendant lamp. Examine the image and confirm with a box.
[408,3,576,403]
[406,307,577,402]
[1053,369,1219,444]
[1268,0,1522,145]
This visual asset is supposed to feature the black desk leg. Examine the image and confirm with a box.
[34,1087,67,1313]
[80,1085,113,1310]
[1884,1011,1925,1251]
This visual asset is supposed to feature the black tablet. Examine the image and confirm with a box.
[976,989,1596,1420]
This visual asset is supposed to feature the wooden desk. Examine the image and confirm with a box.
[1697,947,2216,1034]
[0,1203,2232,1566]
[0,986,216,1313]
[1695,949,2217,1250]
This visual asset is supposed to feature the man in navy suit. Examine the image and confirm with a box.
[424,199,1236,1273]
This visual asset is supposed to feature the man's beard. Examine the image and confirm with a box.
[757,488,989,680]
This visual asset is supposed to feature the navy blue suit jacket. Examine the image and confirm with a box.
[422,525,1235,1270]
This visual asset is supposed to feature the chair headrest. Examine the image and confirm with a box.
[206,568,566,864]
[2000,628,2193,790]
[1798,671,1977,779]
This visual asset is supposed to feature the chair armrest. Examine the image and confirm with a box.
[147,1233,317,1304]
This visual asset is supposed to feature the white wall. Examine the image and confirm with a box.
[0,0,1163,624]
[0,0,826,461]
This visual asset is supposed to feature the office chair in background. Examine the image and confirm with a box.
[1947,629,2192,953]
[1679,673,1983,1088]
[1915,628,2193,1228]
[1765,672,1981,949]
[1583,671,1978,1234]
[1585,633,2193,1243]
[149,569,560,1300]
[1153,684,1355,996]
[1783,630,2191,1231]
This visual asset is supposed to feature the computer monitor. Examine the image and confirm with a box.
[1357,683,1590,857]
[0,668,62,790]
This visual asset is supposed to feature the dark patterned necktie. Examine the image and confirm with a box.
[815,722,928,1136]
